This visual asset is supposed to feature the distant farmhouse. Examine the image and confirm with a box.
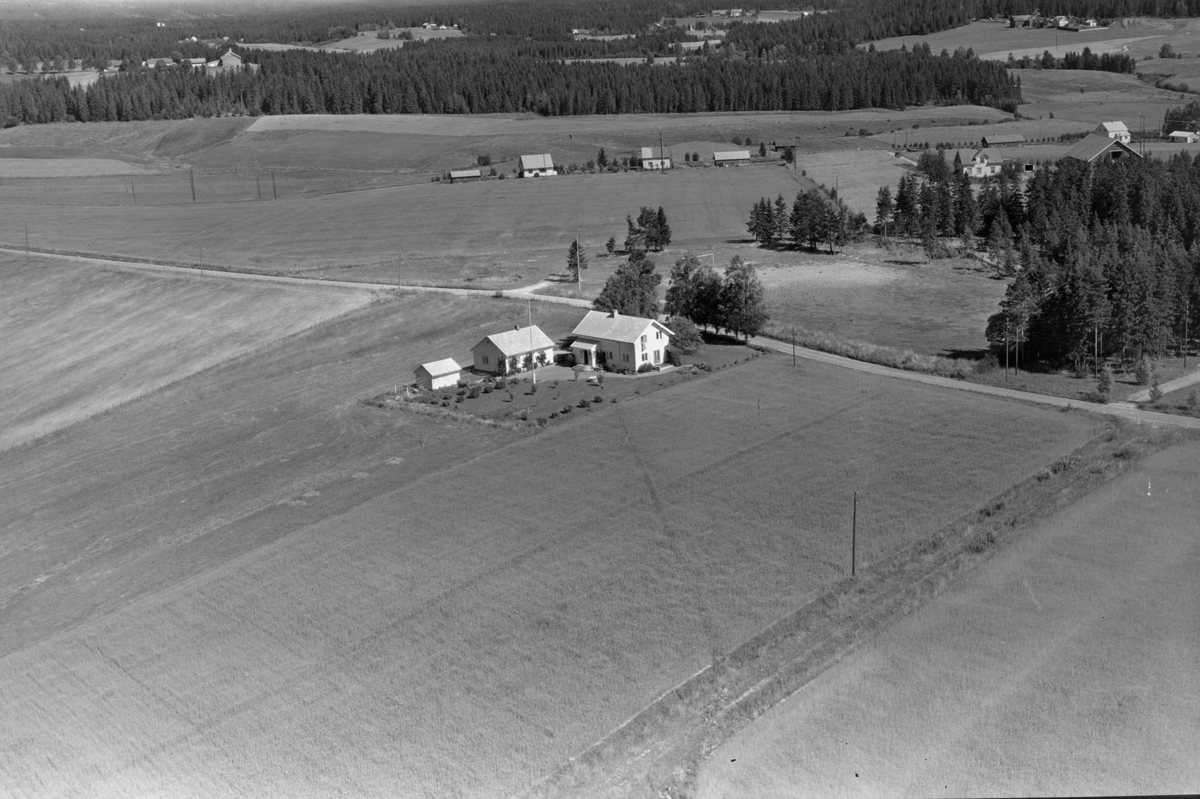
[1168,130,1200,144]
[713,149,751,166]
[1063,133,1141,163]
[568,310,672,370]
[413,358,462,391]
[963,149,1003,178]
[472,325,555,373]
[1096,121,1131,144]
[980,133,1024,148]
[449,169,482,183]
[519,154,557,178]
[640,146,671,171]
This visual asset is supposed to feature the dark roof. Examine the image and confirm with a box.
[1062,133,1142,163]
[982,133,1025,145]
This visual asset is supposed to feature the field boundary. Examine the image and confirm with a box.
[524,420,1194,798]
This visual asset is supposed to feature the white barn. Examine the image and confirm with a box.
[518,154,557,177]
[713,150,752,166]
[1168,130,1199,144]
[413,358,462,391]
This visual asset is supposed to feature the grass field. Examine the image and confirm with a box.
[541,241,1007,357]
[0,167,815,285]
[698,439,1200,797]
[755,245,1008,356]
[0,291,1098,796]
[865,18,1182,62]
[0,253,375,451]
[0,157,149,177]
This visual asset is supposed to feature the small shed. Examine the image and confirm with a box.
[1168,130,1200,144]
[713,150,752,166]
[449,169,482,183]
[519,154,557,177]
[980,133,1025,148]
[413,358,462,391]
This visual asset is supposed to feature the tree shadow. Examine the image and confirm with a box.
[884,258,927,265]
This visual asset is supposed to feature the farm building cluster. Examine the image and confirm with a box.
[412,309,673,389]
[1007,14,1101,29]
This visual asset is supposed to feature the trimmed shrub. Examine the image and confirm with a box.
[577,398,589,408]
[593,396,604,403]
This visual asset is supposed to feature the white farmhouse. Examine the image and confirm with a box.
[518,154,557,177]
[963,148,1003,178]
[1097,121,1131,144]
[568,310,672,371]
[640,146,672,170]
[472,326,555,374]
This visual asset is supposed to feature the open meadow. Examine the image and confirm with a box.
[0,253,375,451]
[0,167,817,285]
[0,287,1100,796]
[698,439,1200,797]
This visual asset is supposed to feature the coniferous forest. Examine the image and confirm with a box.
[872,150,1200,372]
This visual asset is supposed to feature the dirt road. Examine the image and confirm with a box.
[751,335,1200,429]
[698,441,1200,797]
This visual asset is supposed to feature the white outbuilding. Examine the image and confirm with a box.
[413,357,462,391]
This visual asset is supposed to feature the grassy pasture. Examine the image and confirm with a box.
[0,157,149,177]
[0,345,1097,796]
[698,440,1200,797]
[0,167,815,285]
[245,27,464,54]
[865,19,1172,61]
[755,245,1008,356]
[0,253,374,451]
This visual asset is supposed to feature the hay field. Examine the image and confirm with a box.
[698,440,1200,797]
[756,246,1008,355]
[0,253,373,450]
[0,167,815,285]
[865,19,1167,61]
[0,157,149,177]
[0,346,1097,796]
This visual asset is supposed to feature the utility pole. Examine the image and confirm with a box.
[189,168,196,203]
[256,171,262,200]
[851,491,858,578]
[24,221,29,255]
[575,235,582,295]
[1005,325,1009,381]
[1184,300,1190,368]
[131,180,137,206]
[271,170,277,200]
[398,250,403,289]
[528,298,536,385]
[792,326,796,367]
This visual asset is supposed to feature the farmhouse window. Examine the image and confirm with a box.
[656,331,662,340]
[642,352,648,362]
[623,353,629,362]
[641,334,647,347]
[482,356,489,365]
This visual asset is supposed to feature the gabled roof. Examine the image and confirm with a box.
[415,357,461,378]
[641,147,655,159]
[982,133,1024,145]
[519,154,554,170]
[569,310,672,344]
[474,325,555,358]
[974,148,1004,164]
[1062,133,1142,163]
[1168,130,1198,139]
[220,49,243,62]
[1098,121,1128,134]
[449,169,482,179]
[714,150,751,161]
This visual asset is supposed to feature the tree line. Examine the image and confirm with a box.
[876,149,1200,372]
[0,43,1022,126]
